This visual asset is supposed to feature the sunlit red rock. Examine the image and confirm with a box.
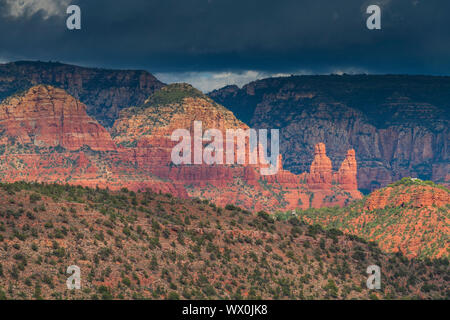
[0,84,362,212]
[336,149,358,190]
[0,85,116,151]
[307,143,333,189]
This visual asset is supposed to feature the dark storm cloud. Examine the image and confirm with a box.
[0,0,449,75]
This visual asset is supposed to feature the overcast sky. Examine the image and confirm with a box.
[0,0,449,91]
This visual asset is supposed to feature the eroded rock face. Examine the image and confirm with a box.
[300,180,450,259]
[0,61,164,127]
[112,84,248,168]
[364,184,450,210]
[0,85,116,151]
[209,75,450,191]
[0,84,362,212]
[337,149,358,190]
[307,143,333,189]
[110,84,361,211]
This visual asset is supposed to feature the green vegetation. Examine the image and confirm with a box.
[294,178,449,260]
[387,177,449,192]
[143,83,205,107]
[0,181,447,300]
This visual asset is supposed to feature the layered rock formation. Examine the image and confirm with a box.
[2,62,446,194]
[111,83,248,170]
[0,85,116,151]
[307,143,333,189]
[299,178,450,259]
[110,84,361,211]
[336,149,358,190]
[0,84,361,212]
[0,85,184,197]
[364,183,449,211]
[209,75,450,192]
[0,61,164,127]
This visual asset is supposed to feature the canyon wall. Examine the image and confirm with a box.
[0,85,116,151]
[209,75,450,192]
[0,84,361,212]
[1,62,447,194]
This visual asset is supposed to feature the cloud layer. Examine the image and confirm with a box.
[3,0,71,19]
[156,70,298,92]
[0,0,449,82]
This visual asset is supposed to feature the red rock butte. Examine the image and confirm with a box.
[0,85,116,151]
[0,84,362,212]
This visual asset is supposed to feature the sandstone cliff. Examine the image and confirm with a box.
[299,178,450,259]
[307,143,333,189]
[3,63,446,194]
[111,83,361,211]
[0,84,361,212]
[0,85,116,151]
[0,85,186,197]
[209,75,450,192]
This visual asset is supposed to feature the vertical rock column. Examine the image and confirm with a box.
[337,149,358,190]
[307,143,333,189]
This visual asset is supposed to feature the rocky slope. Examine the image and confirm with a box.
[209,75,450,192]
[0,84,361,212]
[0,61,164,127]
[297,178,450,259]
[0,182,448,300]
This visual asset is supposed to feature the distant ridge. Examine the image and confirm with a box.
[0,60,165,127]
[209,74,450,191]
